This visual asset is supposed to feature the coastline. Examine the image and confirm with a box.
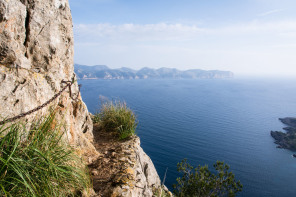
[271,117,296,150]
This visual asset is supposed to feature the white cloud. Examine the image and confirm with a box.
[73,20,296,76]
[258,9,284,17]
[74,20,296,42]
[272,43,296,48]
[74,23,206,42]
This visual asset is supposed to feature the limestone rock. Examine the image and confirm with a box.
[110,137,170,197]
[0,0,97,161]
[90,124,171,197]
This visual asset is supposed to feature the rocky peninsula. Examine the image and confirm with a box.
[270,117,296,150]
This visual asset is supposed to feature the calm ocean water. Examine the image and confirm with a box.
[79,78,296,197]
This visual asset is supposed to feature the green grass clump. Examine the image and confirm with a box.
[0,112,90,197]
[94,101,138,140]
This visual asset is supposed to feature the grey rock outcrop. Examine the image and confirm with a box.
[111,137,162,197]
[0,0,97,160]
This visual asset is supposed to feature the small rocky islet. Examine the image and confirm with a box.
[270,117,296,151]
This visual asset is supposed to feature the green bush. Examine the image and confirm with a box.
[0,112,90,197]
[173,159,243,197]
[95,101,138,140]
[92,114,100,124]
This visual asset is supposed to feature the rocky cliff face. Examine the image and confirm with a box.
[110,137,164,197]
[0,0,97,160]
[0,0,167,196]
[89,124,171,197]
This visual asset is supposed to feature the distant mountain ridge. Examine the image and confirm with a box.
[74,64,234,79]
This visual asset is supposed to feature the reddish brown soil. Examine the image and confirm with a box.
[88,124,125,196]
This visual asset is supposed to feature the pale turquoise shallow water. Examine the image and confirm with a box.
[79,78,296,197]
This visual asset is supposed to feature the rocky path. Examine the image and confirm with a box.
[88,124,171,197]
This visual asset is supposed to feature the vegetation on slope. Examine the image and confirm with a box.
[173,159,243,197]
[0,112,90,197]
[92,100,243,196]
[93,101,138,140]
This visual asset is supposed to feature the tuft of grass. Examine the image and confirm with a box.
[153,187,172,197]
[94,101,138,140]
[0,111,90,197]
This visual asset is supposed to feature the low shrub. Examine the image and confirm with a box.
[0,112,90,197]
[92,114,100,124]
[95,101,138,140]
[173,159,243,197]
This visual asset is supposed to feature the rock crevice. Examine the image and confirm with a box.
[23,5,31,51]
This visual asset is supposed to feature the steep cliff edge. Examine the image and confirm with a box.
[89,124,171,197]
[0,0,97,160]
[0,0,167,196]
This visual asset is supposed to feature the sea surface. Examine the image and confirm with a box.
[78,78,296,197]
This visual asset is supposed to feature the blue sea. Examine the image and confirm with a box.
[78,78,296,197]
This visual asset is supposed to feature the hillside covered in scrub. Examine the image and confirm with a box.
[74,64,234,80]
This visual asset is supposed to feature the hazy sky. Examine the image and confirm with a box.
[69,0,296,76]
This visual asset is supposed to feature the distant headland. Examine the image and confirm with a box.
[271,117,296,150]
[74,64,234,80]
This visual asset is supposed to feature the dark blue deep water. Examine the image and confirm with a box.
[78,78,296,197]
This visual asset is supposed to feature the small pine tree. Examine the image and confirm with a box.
[173,159,243,197]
